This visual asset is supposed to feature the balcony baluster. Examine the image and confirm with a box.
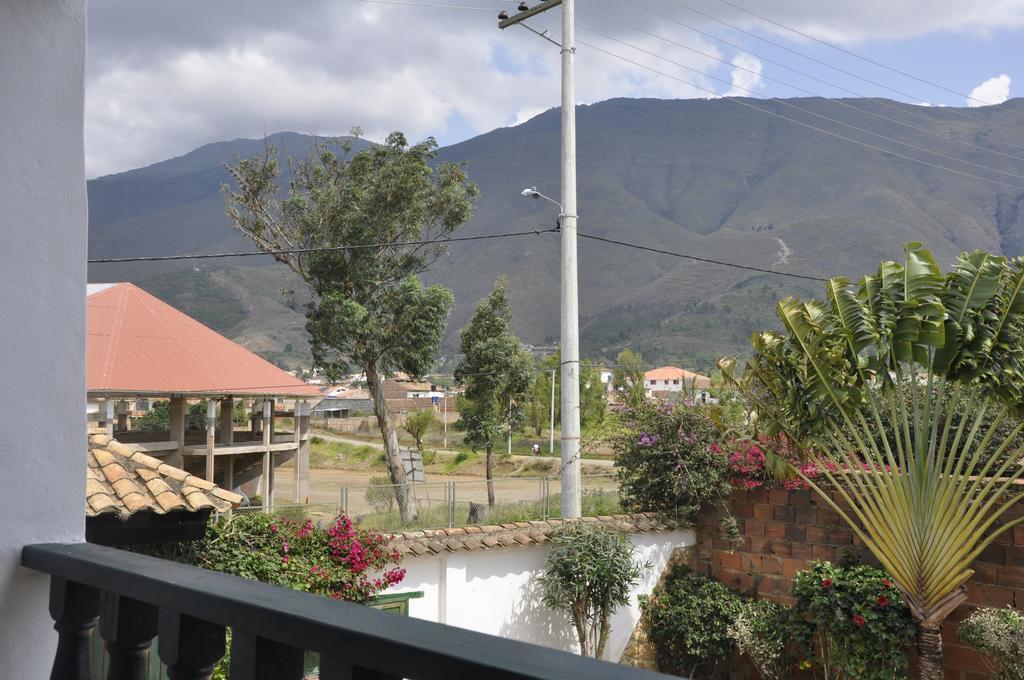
[100,593,158,680]
[48,577,100,680]
[158,611,226,680]
[229,632,305,679]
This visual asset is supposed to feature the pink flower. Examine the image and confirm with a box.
[876,596,889,607]
[853,614,865,627]
[821,578,833,588]
[881,578,893,588]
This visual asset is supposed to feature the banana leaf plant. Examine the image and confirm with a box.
[728,243,1024,679]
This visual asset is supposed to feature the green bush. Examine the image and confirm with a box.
[728,599,803,679]
[641,566,744,678]
[792,561,913,680]
[959,606,1024,679]
[614,401,730,520]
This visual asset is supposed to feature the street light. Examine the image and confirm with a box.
[521,187,563,215]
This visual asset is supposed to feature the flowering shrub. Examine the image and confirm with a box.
[614,400,730,520]
[959,606,1024,679]
[189,512,404,603]
[715,434,818,491]
[728,598,802,680]
[792,561,913,679]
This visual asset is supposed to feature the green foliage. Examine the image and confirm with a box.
[641,566,744,678]
[134,400,170,431]
[163,512,405,603]
[728,599,802,680]
[792,561,913,680]
[580,360,608,427]
[403,409,437,450]
[959,607,1024,679]
[612,349,646,409]
[614,401,730,520]
[538,523,649,658]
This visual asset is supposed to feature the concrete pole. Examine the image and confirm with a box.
[549,368,556,454]
[443,392,448,448]
[99,399,114,436]
[508,398,513,456]
[219,397,235,445]
[559,0,582,518]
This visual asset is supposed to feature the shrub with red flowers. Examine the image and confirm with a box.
[792,561,913,679]
[185,512,404,603]
[714,434,821,491]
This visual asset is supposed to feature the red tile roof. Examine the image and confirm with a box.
[643,366,711,387]
[87,283,321,397]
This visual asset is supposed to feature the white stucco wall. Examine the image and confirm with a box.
[0,1,88,677]
[387,529,694,662]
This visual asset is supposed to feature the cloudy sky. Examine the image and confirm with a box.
[86,0,1024,177]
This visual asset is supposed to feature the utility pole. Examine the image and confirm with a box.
[442,391,448,448]
[500,0,581,518]
[549,367,556,454]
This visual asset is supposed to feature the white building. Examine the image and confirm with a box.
[643,366,711,396]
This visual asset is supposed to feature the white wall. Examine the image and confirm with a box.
[388,529,694,662]
[0,1,87,677]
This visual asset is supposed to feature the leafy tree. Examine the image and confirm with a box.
[403,409,436,451]
[224,132,477,521]
[134,400,170,431]
[613,348,646,408]
[580,360,608,427]
[733,243,1024,679]
[526,357,548,437]
[538,523,649,659]
[455,278,532,505]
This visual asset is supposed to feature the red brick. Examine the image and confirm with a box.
[715,550,741,572]
[764,521,786,539]
[747,488,769,503]
[741,554,763,573]
[785,524,807,542]
[774,505,795,522]
[756,575,788,596]
[762,556,783,575]
[754,504,775,520]
[817,508,842,526]
[782,558,807,578]
[812,544,836,561]
[769,489,790,505]
[1015,589,1024,610]
[1007,544,1024,566]
[793,507,816,525]
[973,562,998,584]
[749,537,771,553]
[828,527,853,545]
[944,643,990,674]
[806,526,829,543]
[790,542,812,559]
[1014,525,1024,544]
[732,501,755,519]
[983,585,1014,607]
[997,567,1024,588]
[977,543,1006,565]
[769,539,792,557]
[789,489,812,506]
[745,519,766,538]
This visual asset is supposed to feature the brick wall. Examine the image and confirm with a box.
[695,488,1024,679]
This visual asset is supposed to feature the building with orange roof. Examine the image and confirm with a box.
[87,282,322,509]
[643,365,712,397]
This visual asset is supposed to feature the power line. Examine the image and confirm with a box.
[614,0,1024,165]
[565,27,1024,192]
[87,228,559,264]
[715,0,1000,108]
[350,0,494,10]
[577,231,827,281]
[664,0,1024,149]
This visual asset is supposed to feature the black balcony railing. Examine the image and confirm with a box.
[23,543,672,680]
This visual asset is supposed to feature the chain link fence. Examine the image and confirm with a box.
[230,475,620,533]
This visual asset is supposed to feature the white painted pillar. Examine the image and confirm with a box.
[99,399,114,436]
[442,554,468,628]
[205,400,217,482]
[293,400,310,503]
[219,397,235,445]
[261,399,272,511]
[168,396,186,469]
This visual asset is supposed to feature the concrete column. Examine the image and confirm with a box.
[293,400,310,503]
[219,397,235,445]
[261,400,272,511]
[98,399,114,436]
[251,399,261,436]
[168,397,186,469]
[205,400,217,482]
[115,400,128,432]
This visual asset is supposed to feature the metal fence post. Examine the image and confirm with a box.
[340,486,348,517]
[541,477,549,520]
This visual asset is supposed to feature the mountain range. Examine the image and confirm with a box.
[87,96,1024,372]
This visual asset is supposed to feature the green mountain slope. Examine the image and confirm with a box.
[87,97,1024,372]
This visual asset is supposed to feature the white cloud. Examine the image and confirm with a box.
[725,53,764,97]
[967,74,1011,107]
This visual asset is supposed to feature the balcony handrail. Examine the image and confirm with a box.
[23,542,670,679]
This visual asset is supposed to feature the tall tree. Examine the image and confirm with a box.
[224,132,477,521]
[580,360,607,427]
[455,278,532,505]
[613,348,646,408]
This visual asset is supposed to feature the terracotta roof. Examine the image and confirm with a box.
[86,432,243,518]
[387,513,681,556]
[644,366,711,387]
[87,282,321,397]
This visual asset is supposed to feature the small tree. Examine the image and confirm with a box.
[455,278,532,505]
[580,360,608,427]
[403,409,436,451]
[224,132,477,522]
[538,523,649,659]
[613,348,646,408]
